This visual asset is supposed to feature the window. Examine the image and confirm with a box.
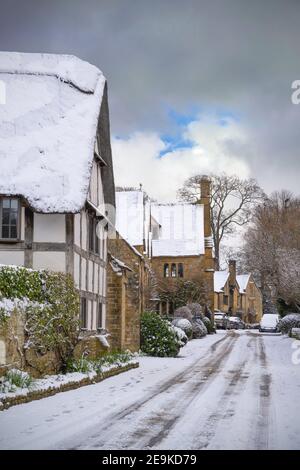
[163,263,169,277]
[97,302,103,330]
[178,263,184,278]
[80,298,88,329]
[171,263,177,278]
[88,214,100,254]
[0,198,20,240]
[223,295,229,306]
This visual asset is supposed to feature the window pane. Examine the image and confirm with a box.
[97,303,103,328]
[171,263,177,277]
[2,199,10,209]
[80,298,87,328]
[10,210,18,226]
[2,226,9,238]
[10,226,17,239]
[178,263,184,278]
[2,208,9,225]
[164,263,169,277]
[10,199,18,210]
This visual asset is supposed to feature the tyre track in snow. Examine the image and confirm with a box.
[193,335,255,449]
[76,331,238,450]
[254,333,272,450]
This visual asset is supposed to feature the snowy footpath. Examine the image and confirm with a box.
[0,330,299,450]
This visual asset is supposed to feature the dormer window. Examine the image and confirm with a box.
[0,198,20,241]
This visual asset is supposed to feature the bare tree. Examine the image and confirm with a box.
[242,191,300,313]
[178,174,263,269]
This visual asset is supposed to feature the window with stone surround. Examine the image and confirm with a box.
[164,263,169,277]
[178,263,184,278]
[171,263,177,277]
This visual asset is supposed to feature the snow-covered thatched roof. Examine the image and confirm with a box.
[214,271,230,292]
[0,52,106,213]
[151,203,205,257]
[236,274,251,293]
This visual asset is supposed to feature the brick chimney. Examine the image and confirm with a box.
[199,176,214,311]
[229,259,237,286]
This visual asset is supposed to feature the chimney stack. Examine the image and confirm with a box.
[199,175,211,239]
[229,259,237,286]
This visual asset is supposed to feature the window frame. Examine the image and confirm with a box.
[0,197,21,242]
[178,263,184,278]
[163,263,169,278]
[80,297,88,330]
[88,213,100,255]
[171,263,177,278]
[97,302,103,330]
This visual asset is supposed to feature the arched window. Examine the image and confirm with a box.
[164,263,169,277]
[171,263,177,278]
[178,263,184,278]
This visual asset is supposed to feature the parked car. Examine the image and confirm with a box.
[228,316,245,330]
[214,312,229,330]
[259,314,280,333]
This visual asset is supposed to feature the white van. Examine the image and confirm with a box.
[259,314,280,333]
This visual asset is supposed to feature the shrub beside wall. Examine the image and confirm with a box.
[0,266,80,376]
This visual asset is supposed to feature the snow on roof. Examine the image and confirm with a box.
[214,271,230,292]
[236,274,251,293]
[151,203,205,257]
[115,190,146,247]
[0,51,106,213]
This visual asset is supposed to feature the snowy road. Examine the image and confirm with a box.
[0,330,299,450]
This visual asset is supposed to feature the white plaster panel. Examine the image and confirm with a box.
[0,250,24,266]
[74,214,81,247]
[34,214,66,243]
[74,253,80,288]
[81,258,86,291]
[33,251,66,272]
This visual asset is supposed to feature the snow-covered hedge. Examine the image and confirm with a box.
[191,318,207,338]
[174,306,193,322]
[187,303,203,317]
[171,326,188,347]
[172,318,193,339]
[202,316,215,334]
[278,314,300,335]
[141,311,183,357]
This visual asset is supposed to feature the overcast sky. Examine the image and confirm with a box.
[1,0,300,202]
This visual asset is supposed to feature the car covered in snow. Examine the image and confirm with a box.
[228,316,245,330]
[259,314,280,333]
[214,311,229,329]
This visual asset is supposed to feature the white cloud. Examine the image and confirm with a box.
[112,116,251,201]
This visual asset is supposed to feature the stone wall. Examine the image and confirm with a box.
[106,232,149,352]
[0,309,25,376]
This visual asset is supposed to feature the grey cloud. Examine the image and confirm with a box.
[0,0,300,193]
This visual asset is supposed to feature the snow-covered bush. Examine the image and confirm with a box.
[0,369,34,393]
[141,311,181,357]
[202,316,215,334]
[174,306,193,322]
[187,303,203,318]
[191,318,207,338]
[172,318,193,339]
[0,265,44,302]
[25,272,80,367]
[278,314,300,335]
[171,326,188,347]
